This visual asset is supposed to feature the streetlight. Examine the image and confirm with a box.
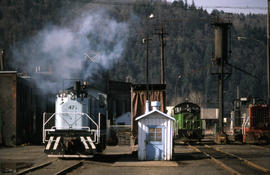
[236,36,247,40]
[149,13,154,19]
[174,75,182,101]
[236,36,266,47]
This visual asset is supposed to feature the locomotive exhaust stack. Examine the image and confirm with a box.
[74,81,81,95]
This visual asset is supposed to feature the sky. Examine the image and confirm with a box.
[169,0,267,14]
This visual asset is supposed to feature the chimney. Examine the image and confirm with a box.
[151,101,160,111]
[145,100,150,113]
[0,49,4,71]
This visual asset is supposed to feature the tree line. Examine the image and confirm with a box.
[0,0,267,115]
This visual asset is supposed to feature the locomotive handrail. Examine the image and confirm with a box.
[44,113,56,126]
[47,126,94,131]
[70,113,98,129]
[42,112,100,144]
[242,116,249,135]
[242,115,249,135]
[45,112,98,129]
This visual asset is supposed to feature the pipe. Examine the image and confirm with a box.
[98,113,101,144]
[0,49,4,71]
[267,0,270,103]
[145,100,150,113]
[151,101,161,111]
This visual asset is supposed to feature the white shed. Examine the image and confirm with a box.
[135,101,175,161]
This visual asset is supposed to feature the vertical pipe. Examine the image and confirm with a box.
[146,33,149,101]
[214,24,229,134]
[267,0,270,103]
[43,112,45,144]
[236,86,241,127]
[160,25,165,84]
[98,113,101,144]
[237,86,240,99]
[230,111,234,133]
[214,25,223,133]
[218,62,224,133]
[0,49,4,71]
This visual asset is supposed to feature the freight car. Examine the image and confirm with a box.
[43,81,107,158]
[173,101,203,141]
[232,97,270,143]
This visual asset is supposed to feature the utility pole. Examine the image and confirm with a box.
[267,0,270,103]
[143,33,152,101]
[155,24,168,84]
[146,33,149,101]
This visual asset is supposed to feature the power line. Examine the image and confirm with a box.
[86,1,267,11]
[203,6,267,10]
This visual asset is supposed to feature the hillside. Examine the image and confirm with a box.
[0,0,267,113]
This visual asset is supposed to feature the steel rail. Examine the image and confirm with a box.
[54,160,84,175]
[205,144,270,174]
[250,145,270,152]
[187,144,241,175]
[16,159,57,175]
[16,159,83,175]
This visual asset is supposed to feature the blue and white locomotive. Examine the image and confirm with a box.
[43,81,107,158]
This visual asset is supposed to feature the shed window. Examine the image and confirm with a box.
[148,127,162,141]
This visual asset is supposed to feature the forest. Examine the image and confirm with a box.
[0,0,267,115]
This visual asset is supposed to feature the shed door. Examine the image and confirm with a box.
[146,126,164,160]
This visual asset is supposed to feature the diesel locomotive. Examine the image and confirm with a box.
[43,81,107,158]
[173,101,203,141]
[232,97,270,143]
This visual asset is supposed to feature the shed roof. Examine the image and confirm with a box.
[135,109,175,121]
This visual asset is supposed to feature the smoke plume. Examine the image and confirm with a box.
[12,9,129,94]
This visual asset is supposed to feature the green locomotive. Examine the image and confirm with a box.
[173,101,203,141]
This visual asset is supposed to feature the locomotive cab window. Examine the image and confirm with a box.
[174,107,180,114]
[99,95,105,108]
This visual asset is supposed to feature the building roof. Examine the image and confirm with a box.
[0,71,17,74]
[131,84,166,91]
[135,109,175,121]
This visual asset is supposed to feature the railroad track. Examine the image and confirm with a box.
[16,159,84,175]
[188,144,270,175]
[250,145,270,152]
